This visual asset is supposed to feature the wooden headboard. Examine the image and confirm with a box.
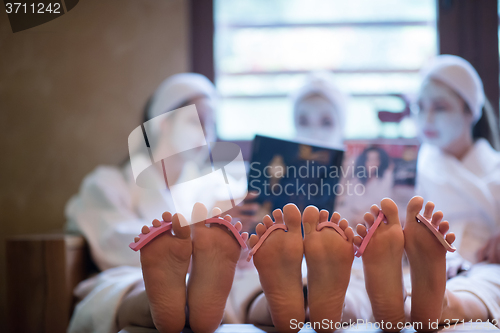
[6,233,93,333]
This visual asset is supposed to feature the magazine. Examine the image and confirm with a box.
[335,139,419,226]
[248,135,344,213]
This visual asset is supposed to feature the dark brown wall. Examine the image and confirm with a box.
[0,0,189,328]
[190,0,214,82]
[438,0,500,148]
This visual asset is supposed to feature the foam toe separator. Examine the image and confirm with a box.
[129,216,248,252]
[416,213,456,252]
[317,221,347,240]
[247,224,288,262]
[355,211,385,257]
[205,217,248,249]
[129,221,173,251]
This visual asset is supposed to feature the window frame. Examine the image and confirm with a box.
[189,0,500,150]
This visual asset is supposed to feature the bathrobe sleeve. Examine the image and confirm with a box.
[65,166,144,271]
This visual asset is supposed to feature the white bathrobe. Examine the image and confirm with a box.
[65,160,173,333]
[65,159,257,333]
[416,138,500,321]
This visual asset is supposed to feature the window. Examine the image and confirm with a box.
[214,0,437,141]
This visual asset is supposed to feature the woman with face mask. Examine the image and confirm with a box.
[414,55,500,323]
[292,71,347,148]
[65,73,251,332]
[238,73,347,237]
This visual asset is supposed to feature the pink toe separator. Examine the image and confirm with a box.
[205,217,247,249]
[317,222,347,240]
[416,214,456,252]
[355,211,385,257]
[129,217,247,252]
[129,221,172,251]
[246,224,288,262]
[246,220,348,262]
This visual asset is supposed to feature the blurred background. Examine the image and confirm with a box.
[215,0,436,140]
[0,0,499,331]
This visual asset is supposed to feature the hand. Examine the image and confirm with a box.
[477,232,500,264]
[446,254,470,279]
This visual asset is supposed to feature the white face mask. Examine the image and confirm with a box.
[416,80,473,150]
[161,97,215,163]
[170,112,207,154]
[294,95,343,146]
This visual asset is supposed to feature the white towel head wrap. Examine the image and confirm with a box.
[419,55,484,123]
[290,71,347,147]
[148,73,217,120]
[291,71,347,129]
[129,73,216,157]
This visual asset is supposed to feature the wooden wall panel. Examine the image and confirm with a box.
[0,0,190,330]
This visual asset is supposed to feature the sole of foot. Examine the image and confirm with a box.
[353,198,406,333]
[140,212,192,333]
[187,203,247,333]
[404,196,456,332]
[303,206,355,333]
[248,204,305,333]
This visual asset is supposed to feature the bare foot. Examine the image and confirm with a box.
[139,212,192,333]
[353,198,405,332]
[187,203,248,333]
[303,206,355,332]
[248,204,305,333]
[404,196,456,332]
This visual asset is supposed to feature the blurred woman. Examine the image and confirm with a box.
[67,73,217,269]
[240,72,348,233]
[414,55,500,322]
[66,73,250,332]
[291,71,347,148]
